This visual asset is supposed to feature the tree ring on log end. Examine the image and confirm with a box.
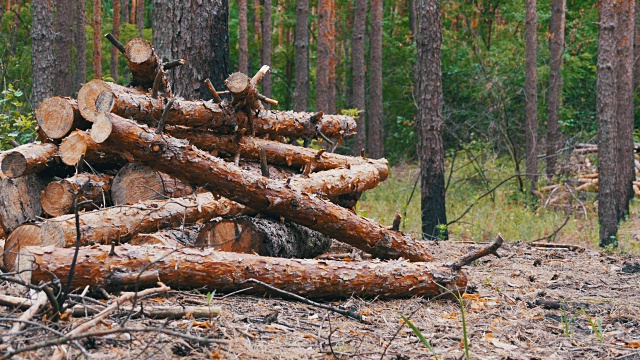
[3,224,43,272]
[35,97,76,139]
[40,182,73,217]
[77,79,112,122]
[91,112,113,144]
[111,163,166,205]
[60,131,89,166]
[125,37,154,65]
[1,152,27,178]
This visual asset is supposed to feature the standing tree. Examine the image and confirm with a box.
[261,0,272,102]
[74,0,86,92]
[31,0,55,108]
[545,0,565,178]
[238,0,249,74]
[111,0,122,82]
[136,0,144,35]
[597,0,618,247]
[293,0,309,112]
[316,0,336,114]
[417,0,447,240]
[524,0,538,193]
[368,0,383,158]
[93,0,102,79]
[54,0,73,96]
[351,0,367,154]
[152,0,230,99]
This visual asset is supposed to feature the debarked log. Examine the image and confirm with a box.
[40,173,112,217]
[89,113,434,261]
[16,244,467,299]
[1,143,58,178]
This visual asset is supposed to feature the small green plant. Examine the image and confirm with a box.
[0,84,36,149]
[454,291,472,360]
[560,304,573,338]
[399,313,438,359]
[436,223,448,241]
[575,309,604,342]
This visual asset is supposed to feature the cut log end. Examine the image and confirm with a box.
[77,79,112,122]
[91,112,113,143]
[225,72,251,95]
[35,97,83,139]
[59,130,88,166]
[40,182,74,217]
[111,163,166,205]
[1,152,27,178]
[3,224,43,272]
[125,37,154,65]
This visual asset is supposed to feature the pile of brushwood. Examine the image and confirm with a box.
[0,37,502,358]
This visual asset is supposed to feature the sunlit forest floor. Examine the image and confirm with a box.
[360,159,640,255]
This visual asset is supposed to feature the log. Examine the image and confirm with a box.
[124,37,167,91]
[16,244,467,299]
[1,143,58,178]
[0,239,4,270]
[3,224,42,274]
[0,172,46,234]
[90,81,356,138]
[110,163,193,205]
[40,173,112,217]
[129,226,203,247]
[59,130,124,167]
[226,71,263,112]
[90,113,434,261]
[35,97,90,139]
[195,215,332,258]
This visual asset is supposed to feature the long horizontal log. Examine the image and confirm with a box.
[85,81,356,138]
[40,173,112,217]
[1,143,58,178]
[87,113,433,261]
[35,97,90,139]
[16,244,466,299]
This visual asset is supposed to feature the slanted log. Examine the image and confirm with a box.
[110,163,193,205]
[124,37,167,91]
[3,224,42,274]
[195,216,332,258]
[35,97,90,139]
[0,171,46,234]
[1,143,58,178]
[16,244,467,299]
[90,113,434,261]
[59,130,124,166]
[40,173,112,217]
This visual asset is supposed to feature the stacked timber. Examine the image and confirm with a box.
[0,36,477,300]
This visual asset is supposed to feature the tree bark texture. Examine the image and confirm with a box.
[0,143,59,178]
[293,0,309,112]
[110,162,193,205]
[111,0,121,82]
[597,0,619,247]
[59,130,125,167]
[261,0,272,103]
[316,0,336,115]
[351,0,367,154]
[368,0,384,159]
[16,244,466,299]
[129,226,203,247]
[152,0,230,99]
[195,215,332,258]
[92,0,102,79]
[53,0,73,97]
[30,0,55,108]
[238,0,249,74]
[525,0,538,193]
[40,173,112,217]
[0,173,46,234]
[615,0,635,220]
[74,0,86,92]
[123,37,169,92]
[545,0,565,178]
[136,0,144,35]
[36,97,90,139]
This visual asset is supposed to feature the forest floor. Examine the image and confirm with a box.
[1,240,639,359]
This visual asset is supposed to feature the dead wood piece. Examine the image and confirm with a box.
[1,143,58,178]
[3,224,43,273]
[529,242,584,252]
[129,226,203,247]
[36,97,90,139]
[142,306,221,319]
[445,234,504,271]
[226,71,262,110]
[124,37,166,91]
[110,162,193,205]
[0,291,49,353]
[90,111,113,143]
[59,130,124,166]
[88,113,431,261]
[0,172,46,234]
[195,215,332,258]
[77,79,143,122]
[17,244,467,299]
[40,173,112,217]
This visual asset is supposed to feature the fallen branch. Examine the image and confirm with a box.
[445,234,504,271]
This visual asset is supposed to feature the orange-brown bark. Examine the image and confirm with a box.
[0,143,58,178]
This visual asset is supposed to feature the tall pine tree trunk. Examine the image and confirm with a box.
[111,0,121,81]
[261,0,272,104]
[74,0,86,92]
[152,0,230,99]
[524,0,538,193]
[54,0,73,96]
[545,0,565,178]
[92,0,102,79]
[417,0,446,240]
[293,0,309,112]
[316,0,336,114]
[597,0,619,247]
[136,0,144,35]
[351,0,367,154]
[31,0,55,108]
[238,0,249,74]
[368,0,383,158]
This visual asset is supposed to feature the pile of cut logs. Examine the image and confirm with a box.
[0,37,488,300]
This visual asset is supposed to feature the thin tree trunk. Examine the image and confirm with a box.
[261,0,272,104]
[111,0,121,81]
[152,0,230,99]
[524,0,538,193]
[54,0,73,96]
[74,0,86,92]
[615,0,635,220]
[136,0,144,36]
[597,0,619,247]
[92,0,102,79]
[352,0,367,154]
[130,0,136,24]
[293,0,309,112]
[417,0,446,240]
[316,0,336,114]
[545,0,565,178]
[238,0,249,74]
[30,0,56,108]
[368,0,383,158]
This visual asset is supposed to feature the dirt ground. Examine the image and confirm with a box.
[2,240,639,359]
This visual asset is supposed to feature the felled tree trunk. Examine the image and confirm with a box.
[129,226,203,247]
[16,244,467,299]
[86,113,434,262]
[124,37,168,92]
[195,215,332,258]
[59,130,124,166]
[0,173,46,234]
[110,163,193,205]
[1,143,58,178]
[77,79,145,122]
[35,97,90,139]
[40,173,112,217]
[3,224,42,274]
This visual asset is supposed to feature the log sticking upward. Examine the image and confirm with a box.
[16,244,467,299]
[0,143,58,178]
[124,37,168,92]
[88,112,433,261]
[35,97,90,139]
[40,173,112,217]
